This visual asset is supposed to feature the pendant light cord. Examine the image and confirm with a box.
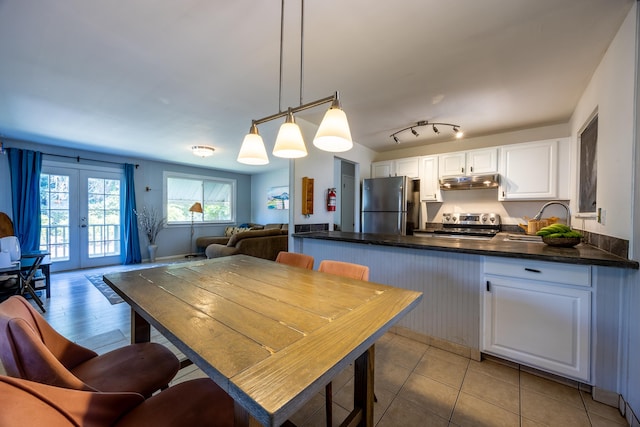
[299,0,304,106]
[278,0,285,113]
[278,0,305,110]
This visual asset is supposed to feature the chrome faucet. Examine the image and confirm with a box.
[533,201,571,227]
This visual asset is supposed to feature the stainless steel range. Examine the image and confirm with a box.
[434,212,501,239]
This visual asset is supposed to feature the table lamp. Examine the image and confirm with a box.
[187,202,203,257]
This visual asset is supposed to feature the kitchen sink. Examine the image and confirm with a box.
[502,234,543,243]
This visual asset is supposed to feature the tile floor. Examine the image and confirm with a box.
[172,321,628,426]
[13,262,631,427]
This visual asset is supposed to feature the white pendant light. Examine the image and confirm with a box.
[237,0,353,163]
[313,94,353,152]
[273,109,308,158]
[237,123,269,165]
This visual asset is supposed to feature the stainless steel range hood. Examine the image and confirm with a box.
[439,174,500,190]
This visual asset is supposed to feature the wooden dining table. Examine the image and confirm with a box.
[103,255,422,427]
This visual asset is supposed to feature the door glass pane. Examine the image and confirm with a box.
[87,178,121,258]
[40,174,70,261]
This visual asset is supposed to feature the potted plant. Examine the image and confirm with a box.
[134,206,165,262]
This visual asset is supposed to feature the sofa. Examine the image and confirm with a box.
[196,223,287,250]
[204,227,288,261]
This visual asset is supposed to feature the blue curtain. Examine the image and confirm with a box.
[122,163,141,264]
[7,148,42,252]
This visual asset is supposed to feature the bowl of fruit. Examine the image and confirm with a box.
[536,224,583,247]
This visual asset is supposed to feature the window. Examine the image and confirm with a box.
[165,173,235,224]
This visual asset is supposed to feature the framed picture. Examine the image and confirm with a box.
[267,186,289,210]
[578,115,597,214]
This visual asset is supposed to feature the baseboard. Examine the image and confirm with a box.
[592,387,620,408]
[619,394,640,427]
[389,326,481,361]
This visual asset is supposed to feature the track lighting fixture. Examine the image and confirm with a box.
[237,0,352,165]
[389,120,463,143]
[453,126,464,139]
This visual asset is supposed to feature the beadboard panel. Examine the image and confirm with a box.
[592,266,625,392]
[296,238,482,349]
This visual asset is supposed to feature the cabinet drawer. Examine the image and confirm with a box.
[484,257,591,287]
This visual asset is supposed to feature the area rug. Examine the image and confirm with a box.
[85,258,202,305]
[85,274,125,305]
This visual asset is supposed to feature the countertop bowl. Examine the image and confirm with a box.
[542,236,581,247]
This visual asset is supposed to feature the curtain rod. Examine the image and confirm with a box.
[1,140,138,168]
[43,152,139,168]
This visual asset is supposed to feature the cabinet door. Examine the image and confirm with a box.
[395,157,420,179]
[499,140,558,200]
[371,161,394,178]
[419,156,441,202]
[483,276,591,381]
[439,152,466,177]
[467,148,498,175]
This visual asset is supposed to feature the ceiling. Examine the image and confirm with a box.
[0,0,634,174]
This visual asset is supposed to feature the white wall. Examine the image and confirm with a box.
[569,5,637,242]
[251,168,290,225]
[292,119,376,230]
[375,123,570,160]
[0,138,253,261]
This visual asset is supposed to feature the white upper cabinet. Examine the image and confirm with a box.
[371,160,394,178]
[371,158,419,179]
[439,148,498,177]
[394,157,420,178]
[499,139,566,200]
[418,156,441,202]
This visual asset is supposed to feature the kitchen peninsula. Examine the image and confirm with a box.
[292,230,637,400]
[293,230,638,269]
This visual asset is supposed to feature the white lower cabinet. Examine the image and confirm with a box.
[482,258,591,382]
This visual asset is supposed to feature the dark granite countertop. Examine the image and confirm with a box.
[292,231,639,269]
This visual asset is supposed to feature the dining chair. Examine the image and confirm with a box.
[317,259,370,427]
[275,251,315,269]
[0,375,234,427]
[317,259,369,281]
[0,295,180,397]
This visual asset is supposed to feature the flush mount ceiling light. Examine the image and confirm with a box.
[191,145,215,157]
[390,120,464,144]
[237,0,352,165]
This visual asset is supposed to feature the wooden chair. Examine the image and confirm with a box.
[0,375,234,427]
[317,260,370,427]
[0,295,180,397]
[275,251,314,269]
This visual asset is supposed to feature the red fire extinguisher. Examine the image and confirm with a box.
[327,188,337,211]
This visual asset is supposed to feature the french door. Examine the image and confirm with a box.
[40,163,124,272]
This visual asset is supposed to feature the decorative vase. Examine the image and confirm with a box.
[147,244,158,263]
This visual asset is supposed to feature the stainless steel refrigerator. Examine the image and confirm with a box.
[362,176,417,235]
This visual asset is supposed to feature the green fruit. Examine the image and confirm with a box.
[539,223,571,234]
[536,229,551,236]
[547,232,565,238]
[562,231,582,238]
